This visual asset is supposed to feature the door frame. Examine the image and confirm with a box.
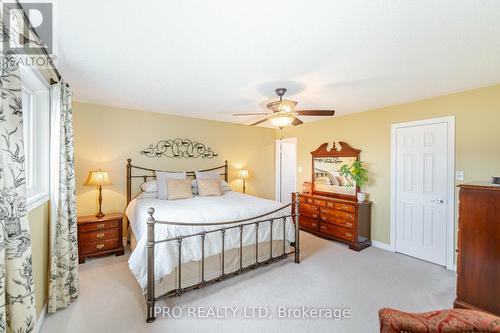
[390,116,455,270]
[275,137,297,202]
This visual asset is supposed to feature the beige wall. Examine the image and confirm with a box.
[280,84,500,244]
[73,102,277,223]
[28,202,50,319]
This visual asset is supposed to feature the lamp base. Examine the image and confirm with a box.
[96,211,105,219]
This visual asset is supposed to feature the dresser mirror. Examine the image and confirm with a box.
[311,142,361,199]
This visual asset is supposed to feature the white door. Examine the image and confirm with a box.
[276,138,297,204]
[394,121,449,265]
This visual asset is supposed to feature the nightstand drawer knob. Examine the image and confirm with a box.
[96,244,105,249]
[96,233,105,238]
[96,223,105,229]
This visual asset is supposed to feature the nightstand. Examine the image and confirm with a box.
[77,212,125,264]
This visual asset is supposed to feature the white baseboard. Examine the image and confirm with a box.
[33,303,47,333]
[371,240,394,252]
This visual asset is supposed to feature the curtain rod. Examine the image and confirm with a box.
[16,0,62,82]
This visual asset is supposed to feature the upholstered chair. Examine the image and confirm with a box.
[379,308,500,333]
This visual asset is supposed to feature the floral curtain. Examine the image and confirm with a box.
[48,82,79,313]
[0,53,36,332]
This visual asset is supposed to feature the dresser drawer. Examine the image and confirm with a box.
[335,203,356,213]
[80,238,120,254]
[300,203,319,218]
[320,207,354,221]
[302,197,315,204]
[313,199,326,207]
[319,223,354,242]
[299,216,319,231]
[79,228,119,242]
[319,214,354,229]
[79,219,120,232]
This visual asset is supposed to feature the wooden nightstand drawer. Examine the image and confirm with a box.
[80,238,120,255]
[79,219,119,232]
[78,212,124,263]
[79,228,119,242]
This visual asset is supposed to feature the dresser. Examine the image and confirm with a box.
[292,193,371,251]
[78,212,125,264]
[454,183,500,316]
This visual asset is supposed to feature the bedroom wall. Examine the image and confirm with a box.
[28,202,50,319]
[72,102,277,225]
[279,84,500,246]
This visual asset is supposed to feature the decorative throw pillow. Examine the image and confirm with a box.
[167,179,193,200]
[192,179,231,194]
[140,180,157,192]
[197,179,222,196]
[156,171,187,200]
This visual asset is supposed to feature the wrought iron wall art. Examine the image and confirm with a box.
[140,139,218,158]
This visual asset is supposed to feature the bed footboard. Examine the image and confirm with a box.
[145,193,301,323]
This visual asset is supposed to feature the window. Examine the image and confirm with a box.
[21,66,50,211]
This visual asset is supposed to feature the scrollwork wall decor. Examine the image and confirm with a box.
[140,139,218,158]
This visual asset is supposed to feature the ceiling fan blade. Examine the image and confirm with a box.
[296,110,335,116]
[232,113,270,116]
[249,117,270,126]
[292,118,303,126]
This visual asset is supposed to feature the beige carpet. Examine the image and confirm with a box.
[41,232,456,332]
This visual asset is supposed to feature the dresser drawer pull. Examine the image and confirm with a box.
[346,232,352,237]
[321,226,326,230]
[307,199,313,203]
[346,223,353,227]
[321,216,327,221]
[96,244,105,249]
[312,214,318,218]
[96,233,105,238]
[312,223,317,227]
[96,223,105,229]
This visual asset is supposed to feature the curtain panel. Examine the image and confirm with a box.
[48,82,79,313]
[0,47,36,333]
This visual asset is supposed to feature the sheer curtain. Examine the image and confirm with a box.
[47,82,79,313]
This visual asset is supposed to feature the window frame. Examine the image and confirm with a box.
[20,65,50,212]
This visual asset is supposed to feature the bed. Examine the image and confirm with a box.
[125,159,300,323]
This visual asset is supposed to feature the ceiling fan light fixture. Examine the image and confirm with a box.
[268,113,295,128]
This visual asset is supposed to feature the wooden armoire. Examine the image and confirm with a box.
[454,183,500,316]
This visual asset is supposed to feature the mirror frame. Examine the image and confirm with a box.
[311,141,361,199]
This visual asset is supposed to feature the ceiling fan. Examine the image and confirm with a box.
[233,88,335,127]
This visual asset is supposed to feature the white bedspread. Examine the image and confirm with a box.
[126,191,295,289]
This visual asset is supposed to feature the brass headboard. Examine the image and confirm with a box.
[126,159,229,206]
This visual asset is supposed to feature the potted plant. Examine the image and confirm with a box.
[339,160,369,202]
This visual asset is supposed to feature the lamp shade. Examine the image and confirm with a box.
[268,113,295,128]
[238,169,249,179]
[84,169,111,186]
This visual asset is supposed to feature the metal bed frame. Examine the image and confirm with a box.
[126,159,301,323]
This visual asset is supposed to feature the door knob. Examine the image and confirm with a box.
[430,199,444,204]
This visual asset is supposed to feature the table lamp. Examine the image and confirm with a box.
[84,169,111,218]
[239,169,249,193]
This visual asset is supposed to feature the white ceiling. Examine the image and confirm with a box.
[56,0,500,125]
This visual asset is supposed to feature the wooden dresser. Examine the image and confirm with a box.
[292,192,371,251]
[454,183,500,316]
[78,212,125,264]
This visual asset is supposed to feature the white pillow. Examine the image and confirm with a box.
[140,180,157,193]
[136,192,158,200]
[195,170,221,180]
[156,171,187,200]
